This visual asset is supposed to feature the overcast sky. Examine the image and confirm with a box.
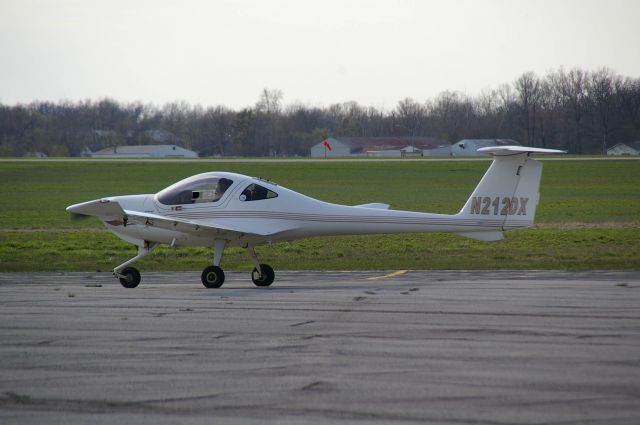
[1,0,639,109]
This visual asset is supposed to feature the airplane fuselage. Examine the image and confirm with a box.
[103,172,517,249]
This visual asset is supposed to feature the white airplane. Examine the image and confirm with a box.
[66,146,563,288]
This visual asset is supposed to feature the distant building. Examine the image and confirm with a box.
[24,152,47,158]
[90,129,182,152]
[91,145,198,159]
[366,145,431,158]
[607,142,640,155]
[423,145,453,156]
[310,137,448,158]
[310,137,353,157]
[450,139,520,156]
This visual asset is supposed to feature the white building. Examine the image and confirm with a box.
[366,145,430,158]
[607,142,640,155]
[450,139,520,156]
[310,137,448,158]
[23,152,48,158]
[423,145,453,156]
[91,145,198,159]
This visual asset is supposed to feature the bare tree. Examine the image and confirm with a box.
[552,68,589,153]
[2,67,640,157]
[514,72,542,145]
[393,97,425,136]
[535,78,559,148]
[619,77,640,136]
[255,88,284,155]
[256,88,283,115]
[431,91,469,141]
[195,105,233,156]
[588,68,621,154]
[328,101,369,137]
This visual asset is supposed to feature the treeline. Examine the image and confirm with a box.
[1,67,639,157]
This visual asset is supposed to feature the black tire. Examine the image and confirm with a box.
[119,267,141,288]
[251,264,275,287]
[201,265,225,288]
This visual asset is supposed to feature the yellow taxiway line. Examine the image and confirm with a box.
[366,270,409,281]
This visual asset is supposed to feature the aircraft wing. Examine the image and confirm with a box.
[67,199,289,238]
[66,198,127,219]
[123,209,279,238]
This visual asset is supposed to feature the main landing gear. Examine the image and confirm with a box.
[113,240,275,289]
[199,240,275,288]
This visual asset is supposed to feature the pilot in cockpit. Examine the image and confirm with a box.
[213,178,233,202]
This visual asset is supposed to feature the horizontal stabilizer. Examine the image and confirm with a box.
[457,231,504,241]
[477,146,566,156]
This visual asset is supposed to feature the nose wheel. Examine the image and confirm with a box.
[114,242,157,288]
[118,267,141,288]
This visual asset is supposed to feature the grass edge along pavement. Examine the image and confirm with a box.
[1,227,639,272]
[1,158,638,272]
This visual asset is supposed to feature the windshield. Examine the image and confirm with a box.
[156,176,234,205]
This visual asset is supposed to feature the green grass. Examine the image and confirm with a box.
[1,228,638,272]
[1,159,639,271]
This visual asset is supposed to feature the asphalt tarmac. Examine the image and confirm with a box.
[1,270,639,424]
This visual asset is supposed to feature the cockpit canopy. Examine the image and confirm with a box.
[240,183,278,201]
[156,175,234,205]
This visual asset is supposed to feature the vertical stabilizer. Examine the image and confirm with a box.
[457,146,563,233]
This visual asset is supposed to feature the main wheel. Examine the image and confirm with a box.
[119,267,141,288]
[251,264,275,287]
[201,265,225,288]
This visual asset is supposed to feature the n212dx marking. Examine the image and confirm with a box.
[470,196,529,216]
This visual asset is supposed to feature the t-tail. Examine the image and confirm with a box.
[455,146,564,241]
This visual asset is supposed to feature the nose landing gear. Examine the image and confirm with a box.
[247,246,275,287]
[113,242,157,288]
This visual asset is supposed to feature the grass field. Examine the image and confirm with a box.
[1,158,639,272]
